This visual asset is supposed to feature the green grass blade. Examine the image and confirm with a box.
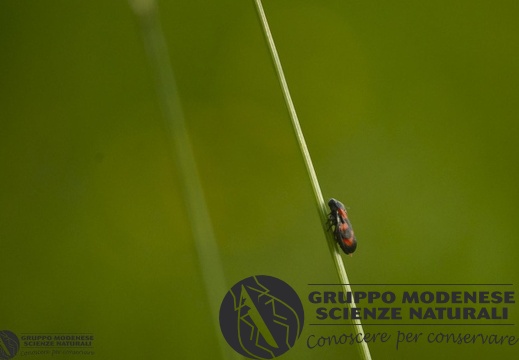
[253,1,372,359]
[129,1,236,359]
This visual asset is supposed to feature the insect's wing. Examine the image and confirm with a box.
[337,217,353,239]
[338,237,357,255]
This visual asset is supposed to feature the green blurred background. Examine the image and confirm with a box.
[1,0,518,359]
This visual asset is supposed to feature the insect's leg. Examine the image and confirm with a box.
[326,213,334,230]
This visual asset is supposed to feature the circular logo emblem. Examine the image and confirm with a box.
[0,331,19,360]
[219,275,304,359]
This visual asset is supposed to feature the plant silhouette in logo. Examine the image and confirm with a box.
[219,275,304,359]
[0,331,19,360]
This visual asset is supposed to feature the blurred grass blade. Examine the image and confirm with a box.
[253,1,372,359]
[129,1,235,359]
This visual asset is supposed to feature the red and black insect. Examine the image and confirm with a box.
[327,198,357,255]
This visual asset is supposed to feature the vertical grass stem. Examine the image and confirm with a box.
[253,1,372,359]
[129,1,237,359]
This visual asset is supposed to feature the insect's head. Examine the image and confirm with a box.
[328,198,345,211]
